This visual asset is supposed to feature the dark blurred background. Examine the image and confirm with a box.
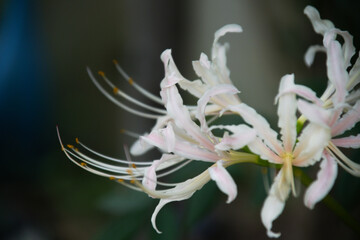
[1,0,360,239]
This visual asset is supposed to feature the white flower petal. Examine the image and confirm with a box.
[161,82,214,151]
[209,160,237,203]
[213,24,243,52]
[130,137,154,156]
[331,100,360,136]
[196,84,239,132]
[304,151,338,209]
[304,6,335,35]
[261,169,290,238]
[214,125,256,151]
[324,37,349,105]
[332,134,360,149]
[293,123,331,166]
[297,99,331,126]
[304,45,326,67]
[277,74,298,152]
[227,104,282,154]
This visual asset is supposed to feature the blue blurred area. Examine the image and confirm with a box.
[0,0,51,179]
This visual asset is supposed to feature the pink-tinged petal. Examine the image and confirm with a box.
[304,45,326,67]
[304,6,334,35]
[196,84,239,132]
[161,83,215,151]
[324,37,349,105]
[261,169,290,238]
[324,29,355,69]
[226,104,283,154]
[247,139,282,164]
[130,137,154,156]
[142,155,171,190]
[331,100,360,136]
[304,151,338,209]
[275,79,322,106]
[277,74,298,152]
[332,134,360,149]
[293,123,331,166]
[212,24,242,54]
[163,123,175,152]
[213,125,256,151]
[212,43,232,85]
[348,53,360,91]
[142,132,219,162]
[209,160,237,203]
[297,99,331,126]
[161,49,207,98]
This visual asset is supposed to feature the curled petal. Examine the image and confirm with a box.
[348,52,360,90]
[196,84,239,132]
[304,45,326,67]
[213,124,256,151]
[142,154,175,190]
[226,104,282,154]
[297,100,331,126]
[209,160,237,203]
[261,169,290,238]
[304,6,334,35]
[213,24,243,54]
[304,151,338,209]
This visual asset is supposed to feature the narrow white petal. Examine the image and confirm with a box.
[196,84,239,132]
[304,45,326,67]
[261,169,290,238]
[130,137,154,156]
[331,100,360,136]
[297,100,331,126]
[304,6,335,35]
[293,123,331,166]
[332,134,360,149]
[213,24,243,51]
[304,151,338,209]
[214,125,256,151]
[151,199,173,234]
[209,160,237,203]
[324,37,349,105]
[277,74,297,152]
[227,104,282,154]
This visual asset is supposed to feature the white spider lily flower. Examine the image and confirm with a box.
[293,6,360,210]
[160,23,242,108]
[225,74,331,238]
[87,24,243,157]
[139,72,258,233]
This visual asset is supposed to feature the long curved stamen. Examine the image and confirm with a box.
[113,59,164,105]
[328,142,360,176]
[87,67,163,119]
[98,71,167,115]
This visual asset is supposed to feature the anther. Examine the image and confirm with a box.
[112,59,118,65]
[132,163,137,169]
[117,179,124,182]
[120,129,125,134]
[75,137,80,144]
[67,144,74,149]
[128,78,134,85]
[109,176,115,180]
[81,162,87,166]
[98,71,105,77]
[126,169,133,174]
[130,179,135,184]
[113,87,119,94]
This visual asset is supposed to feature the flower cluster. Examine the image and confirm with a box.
[59,6,360,238]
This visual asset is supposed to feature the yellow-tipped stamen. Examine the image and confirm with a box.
[113,87,119,94]
[98,71,105,77]
[75,137,80,144]
[81,162,87,166]
[67,144,74,149]
[109,176,115,180]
